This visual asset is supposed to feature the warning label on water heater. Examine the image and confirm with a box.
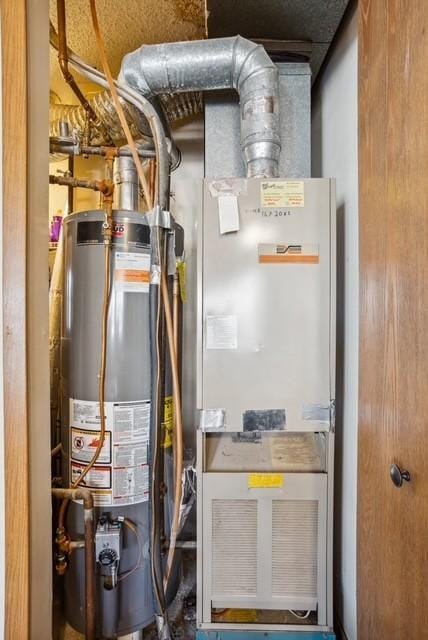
[69,398,150,507]
[114,251,151,293]
[71,427,111,464]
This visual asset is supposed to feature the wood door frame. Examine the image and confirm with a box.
[1,1,51,638]
[2,2,31,636]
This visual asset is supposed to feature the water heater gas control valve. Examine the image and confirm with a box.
[95,514,123,589]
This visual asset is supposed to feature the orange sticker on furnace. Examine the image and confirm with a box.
[258,243,319,264]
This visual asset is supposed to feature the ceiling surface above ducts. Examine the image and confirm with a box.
[50,0,350,98]
[206,0,351,81]
[50,0,207,95]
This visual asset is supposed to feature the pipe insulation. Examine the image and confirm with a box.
[120,36,281,177]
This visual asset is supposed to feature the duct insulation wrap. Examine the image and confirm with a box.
[61,210,183,637]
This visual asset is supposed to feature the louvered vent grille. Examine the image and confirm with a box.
[272,500,318,598]
[211,499,257,597]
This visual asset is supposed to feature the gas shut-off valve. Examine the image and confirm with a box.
[95,514,123,589]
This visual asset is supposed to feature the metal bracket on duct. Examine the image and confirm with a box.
[120,36,281,178]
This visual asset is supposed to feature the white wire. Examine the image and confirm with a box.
[289,609,312,620]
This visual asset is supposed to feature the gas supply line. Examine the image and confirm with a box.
[56,151,115,526]
[52,487,96,640]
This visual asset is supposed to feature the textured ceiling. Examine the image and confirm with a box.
[206,0,351,80]
[50,0,206,96]
[50,0,350,98]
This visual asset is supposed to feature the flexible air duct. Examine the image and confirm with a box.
[49,94,151,146]
[49,92,203,147]
[120,36,281,178]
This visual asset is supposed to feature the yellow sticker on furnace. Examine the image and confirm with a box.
[261,181,304,208]
[248,473,284,489]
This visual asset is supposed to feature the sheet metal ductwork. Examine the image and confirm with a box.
[120,36,281,178]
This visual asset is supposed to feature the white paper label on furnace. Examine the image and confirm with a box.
[206,315,238,350]
[218,195,240,234]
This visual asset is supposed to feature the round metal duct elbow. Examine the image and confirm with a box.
[120,36,281,178]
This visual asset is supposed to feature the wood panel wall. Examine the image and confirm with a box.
[1,1,31,637]
[358,0,428,636]
[1,1,51,637]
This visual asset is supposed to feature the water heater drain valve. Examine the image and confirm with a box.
[95,514,123,589]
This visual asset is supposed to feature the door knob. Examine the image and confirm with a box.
[390,464,411,488]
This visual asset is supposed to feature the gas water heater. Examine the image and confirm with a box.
[60,162,183,636]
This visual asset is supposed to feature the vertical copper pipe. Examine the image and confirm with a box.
[172,272,180,489]
[161,269,184,586]
[52,488,96,640]
[56,0,98,122]
[84,500,96,640]
[172,272,179,359]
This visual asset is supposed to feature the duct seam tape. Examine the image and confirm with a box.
[199,409,226,431]
[302,402,332,424]
[208,178,247,198]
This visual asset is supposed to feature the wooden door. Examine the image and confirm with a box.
[358,1,428,638]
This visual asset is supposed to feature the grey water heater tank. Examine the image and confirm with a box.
[61,209,182,637]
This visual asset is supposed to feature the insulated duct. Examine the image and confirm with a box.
[49,94,151,146]
[49,92,203,147]
[120,36,281,178]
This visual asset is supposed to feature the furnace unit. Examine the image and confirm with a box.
[196,178,336,636]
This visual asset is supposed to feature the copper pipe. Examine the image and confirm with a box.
[49,173,113,195]
[172,272,179,363]
[58,174,113,532]
[172,272,180,501]
[69,540,86,551]
[89,0,154,208]
[52,488,96,640]
[51,442,62,458]
[161,270,184,587]
[56,0,98,124]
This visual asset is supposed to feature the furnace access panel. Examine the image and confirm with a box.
[197,178,336,434]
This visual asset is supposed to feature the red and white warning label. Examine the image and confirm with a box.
[71,427,111,464]
[69,398,150,507]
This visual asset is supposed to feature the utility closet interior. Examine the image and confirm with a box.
[48,1,356,639]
